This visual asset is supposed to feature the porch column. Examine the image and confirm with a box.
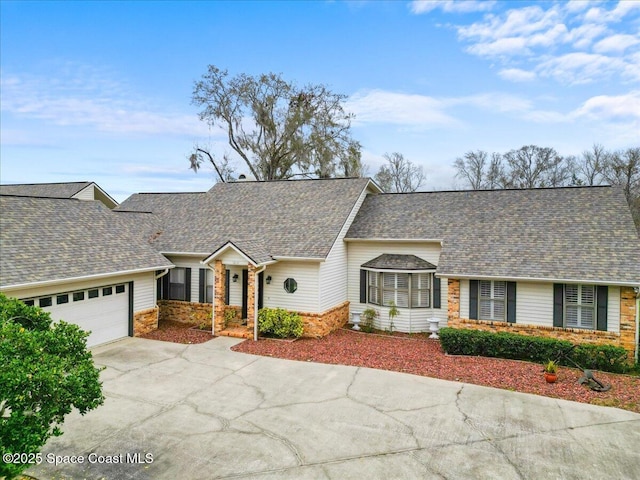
[213,260,226,333]
[246,264,258,329]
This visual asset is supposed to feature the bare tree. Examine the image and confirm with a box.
[503,145,569,188]
[454,150,487,189]
[190,66,363,181]
[374,152,425,193]
[577,143,609,186]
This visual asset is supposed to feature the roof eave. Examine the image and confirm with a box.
[0,265,173,292]
[436,272,640,287]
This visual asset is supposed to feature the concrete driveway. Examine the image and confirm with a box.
[28,336,640,480]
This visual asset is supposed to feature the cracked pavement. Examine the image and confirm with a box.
[28,337,640,480]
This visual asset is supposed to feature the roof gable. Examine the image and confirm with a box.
[0,181,118,208]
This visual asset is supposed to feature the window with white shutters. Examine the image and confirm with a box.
[479,280,506,321]
[367,271,431,309]
[564,284,595,329]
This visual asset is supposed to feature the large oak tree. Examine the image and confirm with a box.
[190,66,363,181]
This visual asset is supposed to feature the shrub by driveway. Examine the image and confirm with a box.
[232,328,640,413]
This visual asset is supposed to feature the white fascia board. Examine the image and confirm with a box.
[272,256,325,262]
[436,273,640,287]
[344,238,444,243]
[161,252,212,258]
[201,242,258,267]
[0,265,172,292]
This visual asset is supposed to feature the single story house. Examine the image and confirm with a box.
[1,179,639,361]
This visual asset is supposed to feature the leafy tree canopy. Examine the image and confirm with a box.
[190,66,364,181]
[0,294,104,479]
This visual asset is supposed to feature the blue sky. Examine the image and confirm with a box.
[1,0,639,201]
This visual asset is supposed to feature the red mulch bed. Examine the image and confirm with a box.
[140,320,214,344]
[231,328,640,413]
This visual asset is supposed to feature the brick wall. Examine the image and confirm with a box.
[298,301,350,338]
[158,300,212,327]
[133,307,158,336]
[446,278,638,360]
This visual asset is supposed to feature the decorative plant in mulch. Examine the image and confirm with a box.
[543,359,559,383]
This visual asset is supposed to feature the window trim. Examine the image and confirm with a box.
[478,280,506,322]
[563,284,596,330]
[365,269,434,309]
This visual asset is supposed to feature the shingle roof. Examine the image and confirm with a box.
[347,186,640,285]
[117,178,373,262]
[0,195,173,288]
[362,254,437,270]
[0,182,92,199]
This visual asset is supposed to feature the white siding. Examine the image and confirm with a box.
[263,261,320,312]
[459,280,621,334]
[226,265,244,307]
[73,184,95,201]
[5,271,156,313]
[515,282,554,326]
[608,286,620,333]
[318,186,371,311]
[346,241,447,332]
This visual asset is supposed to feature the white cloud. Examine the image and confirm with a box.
[593,33,640,54]
[410,0,495,15]
[451,2,640,85]
[537,52,628,84]
[0,67,210,138]
[346,90,456,127]
[572,91,640,120]
[498,68,537,82]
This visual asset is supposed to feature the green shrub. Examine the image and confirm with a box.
[0,294,104,479]
[439,328,631,374]
[258,308,304,339]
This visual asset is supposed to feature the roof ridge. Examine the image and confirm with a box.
[376,185,614,196]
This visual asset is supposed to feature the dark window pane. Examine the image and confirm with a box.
[39,297,52,308]
[57,294,69,305]
[24,299,35,306]
[115,284,125,294]
[73,292,85,302]
[103,287,113,296]
[284,278,297,294]
[88,289,99,299]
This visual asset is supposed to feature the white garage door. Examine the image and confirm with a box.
[25,283,130,347]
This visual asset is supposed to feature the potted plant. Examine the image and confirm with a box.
[543,360,558,383]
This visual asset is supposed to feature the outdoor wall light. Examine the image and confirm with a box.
[266,276,272,284]
[232,274,239,282]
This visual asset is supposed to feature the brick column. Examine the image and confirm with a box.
[246,264,258,327]
[447,278,460,325]
[213,260,226,333]
[620,286,637,361]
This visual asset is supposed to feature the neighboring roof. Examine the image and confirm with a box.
[362,254,437,271]
[0,195,173,289]
[347,186,640,285]
[117,178,375,263]
[0,181,92,198]
[0,181,118,208]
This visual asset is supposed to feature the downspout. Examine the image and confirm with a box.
[635,287,639,364]
[207,264,217,336]
[254,265,267,341]
[154,268,170,328]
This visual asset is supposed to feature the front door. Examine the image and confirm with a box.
[241,269,248,319]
